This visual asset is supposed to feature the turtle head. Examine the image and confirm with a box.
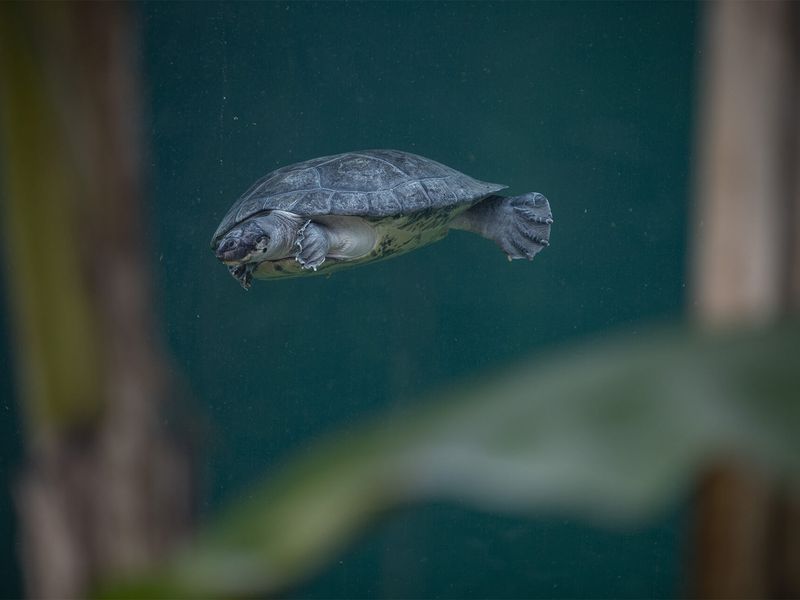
[214,218,272,265]
[213,212,303,289]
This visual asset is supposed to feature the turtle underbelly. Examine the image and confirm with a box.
[253,206,464,280]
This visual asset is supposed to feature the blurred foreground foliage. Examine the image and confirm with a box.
[102,323,800,598]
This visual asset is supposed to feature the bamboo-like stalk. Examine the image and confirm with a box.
[0,4,193,598]
[0,3,103,433]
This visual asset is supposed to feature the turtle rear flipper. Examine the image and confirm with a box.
[451,192,552,260]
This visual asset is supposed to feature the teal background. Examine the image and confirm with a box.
[0,2,697,597]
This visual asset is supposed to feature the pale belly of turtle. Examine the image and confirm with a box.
[253,207,464,280]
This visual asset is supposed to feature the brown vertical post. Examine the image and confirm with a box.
[691,1,796,328]
[690,1,799,597]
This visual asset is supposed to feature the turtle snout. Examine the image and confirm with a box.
[215,224,271,263]
[215,236,248,263]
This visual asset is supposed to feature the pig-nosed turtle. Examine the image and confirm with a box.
[211,149,553,289]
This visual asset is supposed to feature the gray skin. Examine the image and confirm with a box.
[211,149,553,289]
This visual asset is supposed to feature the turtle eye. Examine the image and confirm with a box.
[255,236,269,252]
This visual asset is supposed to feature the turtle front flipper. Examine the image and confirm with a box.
[228,262,256,290]
[295,220,330,271]
[451,192,553,261]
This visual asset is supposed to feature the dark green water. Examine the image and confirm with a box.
[1,2,697,597]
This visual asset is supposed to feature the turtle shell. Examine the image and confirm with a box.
[211,149,506,245]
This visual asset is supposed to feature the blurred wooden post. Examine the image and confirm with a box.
[0,4,193,598]
[690,1,799,597]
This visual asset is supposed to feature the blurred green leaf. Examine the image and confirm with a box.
[101,323,800,598]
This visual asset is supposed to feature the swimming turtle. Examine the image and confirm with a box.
[211,149,552,289]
